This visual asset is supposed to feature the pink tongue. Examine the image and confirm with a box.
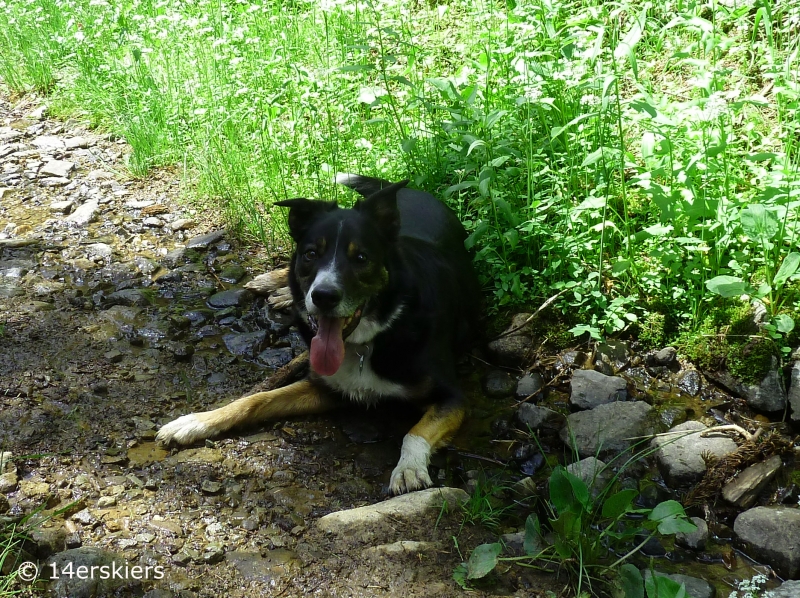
[310,316,345,376]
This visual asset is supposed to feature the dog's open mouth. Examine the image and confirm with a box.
[308,306,364,377]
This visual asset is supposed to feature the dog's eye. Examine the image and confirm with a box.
[355,252,368,264]
[303,249,317,262]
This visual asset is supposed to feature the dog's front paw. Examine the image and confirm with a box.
[389,434,433,495]
[389,463,433,495]
[156,414,213,445]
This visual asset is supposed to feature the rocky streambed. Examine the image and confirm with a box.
[1,92,800,598]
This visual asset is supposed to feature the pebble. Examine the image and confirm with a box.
[186,229,224,250]
[40,160,75,178]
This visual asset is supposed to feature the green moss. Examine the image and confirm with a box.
[728,338,779,385]
[637,311,666,350]
[676,304,777,383]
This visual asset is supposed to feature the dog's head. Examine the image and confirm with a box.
[275,180,407,377]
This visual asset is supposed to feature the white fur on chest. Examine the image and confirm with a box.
[320,345,408,404]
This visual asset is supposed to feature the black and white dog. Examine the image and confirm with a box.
[157,174,481,494]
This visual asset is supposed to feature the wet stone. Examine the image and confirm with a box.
[341,419,383,444]
[223,330,267,358]
[647,346,677,367]
[257,347,294,369]
[207,288,252,309]
[184,309,212,326]
[569,369,627,409]
[186,229,224,250]
[219,264,246,284]
[516,404,565,431]
[105,289,150,307]
[722,454,782,508]
[483,369,516,398]
[651,421,738,487]
[677,369,702,396]
[162,248,188,268]
[790,361,800,422]
[735,506,800,578]
[560,400,653,459]
[743,356,787,412]
[675,517,708,550]
[515,372,544,399]
[487,313,533,367]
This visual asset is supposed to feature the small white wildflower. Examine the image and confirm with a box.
[701,92,729,122]
[580,94,600,107]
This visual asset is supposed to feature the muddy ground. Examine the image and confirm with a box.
[0,92,564,597]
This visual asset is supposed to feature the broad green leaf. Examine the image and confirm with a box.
[644,574,686,598]
[564,469,591,509]
[602,489,638,519]
[705,275,747,297]
[618,564,644,598]
[401,137,417,154]
[466,543,502,579]
[549,466,574,513]
[643,224,674,237]
[612,260,631,275]
[582,148,605,167]
[649,500,686,522]
[464,221,489,250]
[775,314,795,334]
[740,204,779,239]
[774,252,800,286]
[524,514,543,555]
[657,516,698,535]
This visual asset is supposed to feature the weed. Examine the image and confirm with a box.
[459,477,511,532]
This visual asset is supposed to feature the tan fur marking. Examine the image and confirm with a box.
[188,380,334,434]
[347,242,359,258]
[408,405,465,451]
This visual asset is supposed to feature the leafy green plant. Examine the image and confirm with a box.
[455,466,696,597]
[460,477,511,532]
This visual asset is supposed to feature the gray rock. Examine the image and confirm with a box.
[500,531,526,555]
[789,361,800,422]
[363,541,438,559]
[734,506,800,578]
[162,248,188,268]
[46,548,140,598]
[565,457,611,493]
[226,549,299,581]
[207,288,252,308]
[487,313,533,367]
[143,216,162,227]
[105,289,150,307]
[651,421,738,487]
[641,570,715,598]
[257,347,294,369]
[516,403,565,431]
[677,369,702,396]
[223,331,267,358]
[722,454,782,508]
[675,517,708,550]
[219,264,246,284]
[483,369,516,398]
[771,580,800,598]
[50,200,74,214]
[170,218,195,231]
[317,487,468,541]
[40,160,75,178]
[569,369,627,409]
[85,243,112,261]
[649,346,677,367]
[186,229,224,250]
[134,256,158,275]
[40,176,70,187]
[65,199,99,227]
[515,372,544,399]
[65,136,90,149]
[560,401,653,459]
[32,135,65,150]
[743,356,787,412]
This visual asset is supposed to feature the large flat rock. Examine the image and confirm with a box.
[734,506,800,579]
[317,487,468,541]
[651,421,738,488]
[560,400,653,459]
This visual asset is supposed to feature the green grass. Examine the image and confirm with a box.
[1,0,799,340]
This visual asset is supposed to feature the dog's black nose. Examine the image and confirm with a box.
[311,286,343,311]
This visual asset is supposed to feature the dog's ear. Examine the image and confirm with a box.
[355,179,408,240]
[274,198,337,241]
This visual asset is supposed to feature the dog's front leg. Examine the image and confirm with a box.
[389,400,465,495]
[156,379,335,445]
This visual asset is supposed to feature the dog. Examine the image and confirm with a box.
[157,174,481,494]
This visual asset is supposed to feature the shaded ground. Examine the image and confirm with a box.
[0,93,561,597]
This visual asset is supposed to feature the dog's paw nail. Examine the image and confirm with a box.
[389,466,432,495]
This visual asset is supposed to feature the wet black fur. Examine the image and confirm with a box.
[275,175,481,411]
